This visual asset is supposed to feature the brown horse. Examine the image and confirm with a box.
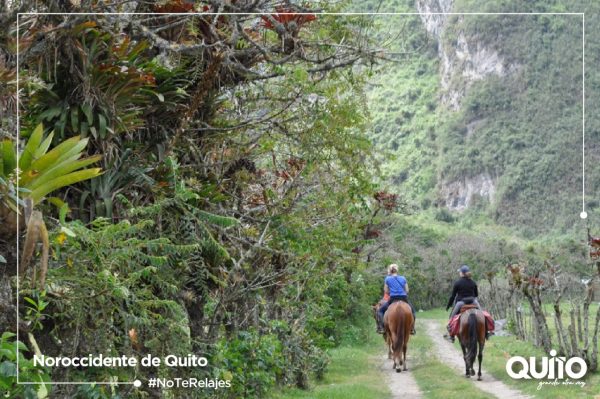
[458,308,486,380]
[383,301,414,372]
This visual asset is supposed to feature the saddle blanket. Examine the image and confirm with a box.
[449,311,494,336]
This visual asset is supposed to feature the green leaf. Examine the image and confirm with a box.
[0,360,16,377]
[15,341,27,352]
[80,121,89,137]
[98,114,107,138]
[29,168,103,203]
[26,155,102,191]
[81,104,94,125]
[59,203,69,225]
[0,255,5,263]
[1,332,16,341]
[27,136,81,175]
[38,107,62,121]
[195,210,239,228]
[53,138,92,166]
[33,132,55,160]
[1,139,16,175]
[24,297,37,307]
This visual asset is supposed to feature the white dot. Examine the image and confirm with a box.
[549,349,557,357]
[134,380,142,388]
[581,211,588,219]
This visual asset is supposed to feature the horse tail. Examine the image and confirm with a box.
[467,312,478,361]
[393,305,405,354]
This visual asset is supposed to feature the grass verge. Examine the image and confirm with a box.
[269,328,390,399]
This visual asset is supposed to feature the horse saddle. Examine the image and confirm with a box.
[462,296,475,305]
[459,304,478,313]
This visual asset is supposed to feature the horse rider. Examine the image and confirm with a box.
[376,263,416,335]
[444,264,481,342]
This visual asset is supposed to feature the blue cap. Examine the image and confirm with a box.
[458,265,470,273]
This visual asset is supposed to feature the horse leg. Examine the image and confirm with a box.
[460,343,470,378]
[390,332,397,368]
[477,342,484,381]
[393,337,402,373]
[395,355,402,373]
[402,343,408,371]
[394,344,402,373]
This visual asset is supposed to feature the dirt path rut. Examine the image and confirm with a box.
[422,319,532,399]
[378,353,422,399]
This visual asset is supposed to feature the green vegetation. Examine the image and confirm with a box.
[0,332,51,399]
[0,4,391,398]
[358,0,600,237]
[271,331,390,399]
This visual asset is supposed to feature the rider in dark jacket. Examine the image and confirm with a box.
[446,265,480,317]
[444,265,481,342]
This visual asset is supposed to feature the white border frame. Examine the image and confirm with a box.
[15,10,586,386]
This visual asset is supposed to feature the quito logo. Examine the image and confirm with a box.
[506,350,587,380]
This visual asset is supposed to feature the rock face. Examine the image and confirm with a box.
[416,0,516,110]
[415,0,514,210]
[415,0,452,37]
[440,173,496,212]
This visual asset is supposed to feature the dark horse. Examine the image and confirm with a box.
[458,308,486,380]
[372,299,386,333]
[383,301,414,372]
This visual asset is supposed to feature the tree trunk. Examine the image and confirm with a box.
[524,288,552,353]
[576,303,583,343]
[589,304,600,371]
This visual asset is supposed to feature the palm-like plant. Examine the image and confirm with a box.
[0,123,102,234]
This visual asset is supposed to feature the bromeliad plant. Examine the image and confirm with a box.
[0,123,102,288]
[0,123,102,213]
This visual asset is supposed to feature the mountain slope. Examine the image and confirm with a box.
[354,0,600,237]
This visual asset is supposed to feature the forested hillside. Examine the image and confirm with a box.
[357,0,600,237]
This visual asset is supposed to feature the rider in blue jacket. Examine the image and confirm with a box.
[376,264,416,334]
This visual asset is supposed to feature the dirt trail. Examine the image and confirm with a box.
[422,319,532,399]
[378,353,422,399]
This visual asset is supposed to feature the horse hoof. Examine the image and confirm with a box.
[396,368,401,373]
[477,377,482,381]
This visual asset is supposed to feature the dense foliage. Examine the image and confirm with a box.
[0,2,398,398]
